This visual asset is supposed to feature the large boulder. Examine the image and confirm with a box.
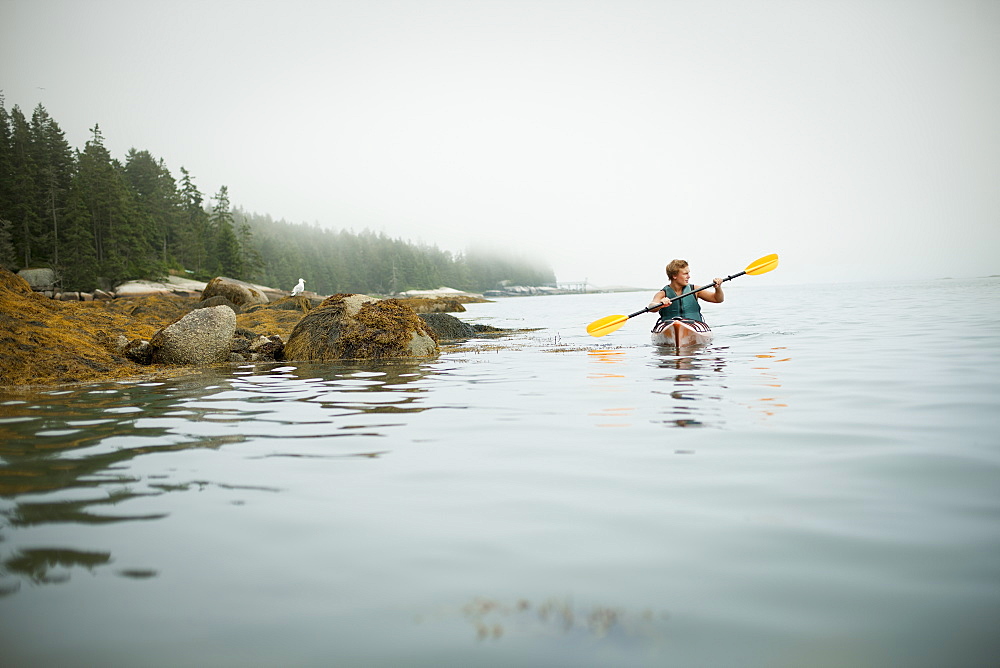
[201,277,269,308]
[284,294,438,361]
[150,305,237,365]
[193,294,241,313]
[17,268,56,291]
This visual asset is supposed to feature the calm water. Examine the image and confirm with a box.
[2,279,999,667]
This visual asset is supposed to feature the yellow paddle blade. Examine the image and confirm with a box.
[746,253,779,275]
[586,314,628,337]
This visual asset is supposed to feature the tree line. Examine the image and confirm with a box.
[0,97,555,294]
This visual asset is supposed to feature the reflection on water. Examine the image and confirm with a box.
[746,346,791,419]
[586,348,628,372]
[587,349,635,427]
[7,488,168,526]
[0,360,436,594]
[4,547,112,584]
[650,347,728,428]
[586,341,790,429]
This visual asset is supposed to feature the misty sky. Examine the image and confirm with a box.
[3,0,998,288]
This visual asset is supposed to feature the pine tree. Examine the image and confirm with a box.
[124,149,182,267]
[8,105,41,267]
[29,104,74,267]
[67,125,153,285]
[210,185,242,278]
[0,95,15,244]
[233,209,263,280]
[60,188,99,290]
[0,98,558,293]
[177,167,211,274]
[0,217,16,270]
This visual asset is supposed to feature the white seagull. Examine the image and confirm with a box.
[291,278,305,296]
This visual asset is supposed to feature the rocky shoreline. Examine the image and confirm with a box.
[0,269,501,390]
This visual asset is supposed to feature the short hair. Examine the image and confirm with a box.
[665,259,689,279]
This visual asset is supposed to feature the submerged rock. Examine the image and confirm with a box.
[150,305,237,366]
[284,294,438,361]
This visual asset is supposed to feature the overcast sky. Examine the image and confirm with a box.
[3,0,998,288]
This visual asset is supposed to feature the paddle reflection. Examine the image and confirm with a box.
[586,348,627,378]
[745,346,791,419]
[586,348,636,427]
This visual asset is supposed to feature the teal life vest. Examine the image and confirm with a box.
[658,284,705,323]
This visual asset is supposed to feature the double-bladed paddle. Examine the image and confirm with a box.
[586,253,779,337]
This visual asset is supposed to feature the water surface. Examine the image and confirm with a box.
[2,279,999,666]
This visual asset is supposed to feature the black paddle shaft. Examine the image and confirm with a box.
[628,270,746,318]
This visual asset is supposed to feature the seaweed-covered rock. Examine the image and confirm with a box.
[224,329,286,363]
[472,323,506,335]
[150,305,237,366]
[123,339,154,364]
[285,294,438,361]
[243,295,313,314]
[396,297,467,314]
[201,277,269,308]
[0,268,157,386]
[230,335,251,355]
[235,307,304,344]
[419,313,475,340]
[3,269,35,296]
[249,334,285,361]
[0,268,305,387]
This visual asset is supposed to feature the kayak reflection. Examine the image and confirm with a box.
[651,349,728,428]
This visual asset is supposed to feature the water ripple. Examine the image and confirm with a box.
[1,285,998,666]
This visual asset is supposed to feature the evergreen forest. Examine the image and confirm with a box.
[0,97,556,294]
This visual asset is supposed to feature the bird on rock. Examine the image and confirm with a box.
[291,278,305,296]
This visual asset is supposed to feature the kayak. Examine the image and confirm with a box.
[651,318,712,347]
[651,318,712,348]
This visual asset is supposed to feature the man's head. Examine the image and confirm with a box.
[665,259,689,280]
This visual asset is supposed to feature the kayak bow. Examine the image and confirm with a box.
[650,318,712,348]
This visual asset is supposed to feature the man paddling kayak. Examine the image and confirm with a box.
[586,254,777,338]
[646,259,724,324]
